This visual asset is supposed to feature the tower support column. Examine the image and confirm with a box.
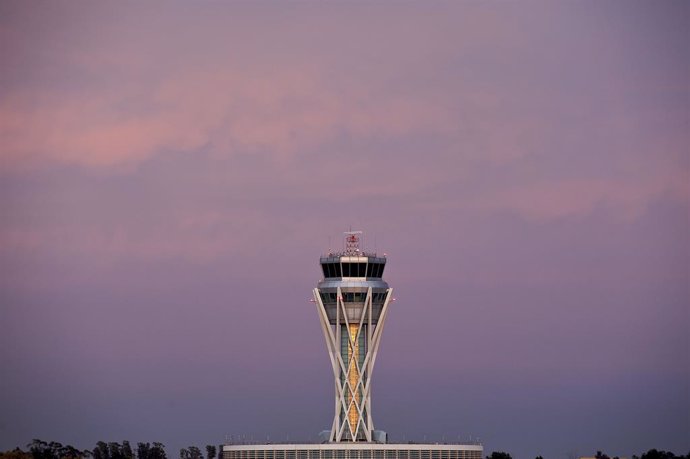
[313,286,392,442]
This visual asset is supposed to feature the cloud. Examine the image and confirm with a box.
[0,0,687,253]
[0,66,458,170]
[472,175,688,221]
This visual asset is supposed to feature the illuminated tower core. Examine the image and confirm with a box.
[313,231,393,442]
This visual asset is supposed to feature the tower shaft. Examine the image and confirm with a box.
[314,285,392,442]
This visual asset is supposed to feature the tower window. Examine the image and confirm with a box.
[366,263,374,278]
[320,263,348,278]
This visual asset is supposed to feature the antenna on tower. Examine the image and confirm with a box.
[343,230,362,255]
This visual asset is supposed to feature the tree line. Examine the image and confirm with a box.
[0,441,223,459]
[3,443,688,459]
[485,450,690,459]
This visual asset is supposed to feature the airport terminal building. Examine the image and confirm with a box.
[223,443,483,459]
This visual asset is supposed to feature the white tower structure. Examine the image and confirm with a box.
[313,231,393,442]
[224,229,483,459]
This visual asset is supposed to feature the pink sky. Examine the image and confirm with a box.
[1,2,688,459]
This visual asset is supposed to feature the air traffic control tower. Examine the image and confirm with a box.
[313,231,392,442]
[223,231,483,459]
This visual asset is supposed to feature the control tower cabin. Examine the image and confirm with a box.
[313,231,392,443]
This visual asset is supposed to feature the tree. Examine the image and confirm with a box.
[138,443,166,459]
[151,443,166,459]
[535,456,544,459]
[48,443,64,459]
[216,446,222,459]
[205,447,216,459]
[137,444,150,459]
[639,450,690,459]
[94,443,109,459]
[108,444,123,459]
[59,445,84,459]
[486,453,512,459]
[28,440,62,459]
[28,440,52,459]
[1,448,32,459]
[187,448,202,459]
[26,440,86,459]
